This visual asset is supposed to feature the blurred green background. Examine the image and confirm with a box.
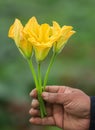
[0,0,95,130]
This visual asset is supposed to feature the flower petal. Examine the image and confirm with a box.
[24,16,39,40]
[39,23,51,43]
[8,18,23,47]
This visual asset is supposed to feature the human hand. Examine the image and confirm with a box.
[29,86,90,130]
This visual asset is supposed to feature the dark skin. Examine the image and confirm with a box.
[29,86,90,130]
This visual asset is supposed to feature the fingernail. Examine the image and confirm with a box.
[29,91,33,96]
[29,118,33,122]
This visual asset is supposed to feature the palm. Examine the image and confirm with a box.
[49,90,90,130]
[47,103,64,128]
[49,102,89,130]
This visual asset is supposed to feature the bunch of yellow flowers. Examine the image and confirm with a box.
[8,16,75,118]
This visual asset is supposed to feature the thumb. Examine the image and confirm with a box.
[42,92,69,104]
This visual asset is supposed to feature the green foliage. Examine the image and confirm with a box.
[0,0,95,129]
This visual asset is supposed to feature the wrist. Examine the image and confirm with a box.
[89,96,95,130]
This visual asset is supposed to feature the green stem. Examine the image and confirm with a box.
[27,59,39,90]
[38,62,42,93]
[27,59,45,118]
[37,62,47,116]
[43,52,57,90]
[38,93,47,117]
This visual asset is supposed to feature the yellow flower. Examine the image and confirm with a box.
[24,17,58,61]
[52,21,75,53]
[8,19,32,59]
[8,17,75,61]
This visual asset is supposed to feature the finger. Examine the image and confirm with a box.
[29,117,55,126]
[30,89,37,98]
[31,99,39,108]
[42,92,69,104]
[45,86,66,93]
[29,108,40,117]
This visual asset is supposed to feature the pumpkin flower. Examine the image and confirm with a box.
[8,19,33,59]
[29,23,54,61]
[52,21,75,53]
[23,17,59,61]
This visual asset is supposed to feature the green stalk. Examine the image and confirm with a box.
[27,59,46,118]
[43,52,57,90]
[37,62,47,116]
[38,62,42,93]
[27,59,38,90]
